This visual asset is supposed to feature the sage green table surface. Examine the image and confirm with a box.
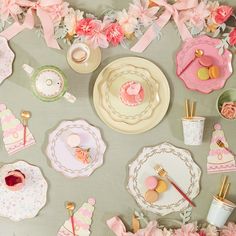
[0,0,236,235]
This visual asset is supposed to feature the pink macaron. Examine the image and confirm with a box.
[145,176,158,190]
[198,55,213,67]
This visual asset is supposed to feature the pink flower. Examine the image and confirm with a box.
[221,102,236,120]
[179,2,210,31]
[221,222,236,236]
[229,28,236,46]
[105,23,124,46]
[128,0,159,27]
[117,9,138,34]
[0,0,22,21]
[174,223,199,236]
[212,5,233,25]
[86,20,109,48]
[76,18,96,36]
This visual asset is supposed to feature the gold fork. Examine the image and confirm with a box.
[155,165,196,207]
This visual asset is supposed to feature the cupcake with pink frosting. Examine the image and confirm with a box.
[120,81,144,106]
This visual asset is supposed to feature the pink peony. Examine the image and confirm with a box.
[0,0,22,21]
[221,222,236,236]
[174,223,199,236]
[212,5,233,24]
[221,102,236,120]
[76,18,96,36]
[229,28,236,46]
[105,23,124,46]
[86,20,109,48]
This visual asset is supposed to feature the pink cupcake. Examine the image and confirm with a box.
[120,81,144,106]
[4,170,25,191]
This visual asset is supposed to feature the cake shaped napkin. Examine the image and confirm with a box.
[58,198,95,236]
[0,103,35,155]
[207,124,236,174]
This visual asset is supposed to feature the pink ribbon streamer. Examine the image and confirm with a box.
[0,0,62,49]
[131,0,198,52]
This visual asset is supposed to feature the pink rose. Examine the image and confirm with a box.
[212,5,233,24]
[221,102,236,120]
[229,28,236,46]
[76,18,96,36]
[105,23,124,46]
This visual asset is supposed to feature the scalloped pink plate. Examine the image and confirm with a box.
[176,35,232,94]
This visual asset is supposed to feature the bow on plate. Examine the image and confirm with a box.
[131,0,198,52]
[0,0,62,49]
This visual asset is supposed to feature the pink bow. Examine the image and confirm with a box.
[131,0,198,52]
[0,0,62,49]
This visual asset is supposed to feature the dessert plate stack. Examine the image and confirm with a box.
[93,57,170,134]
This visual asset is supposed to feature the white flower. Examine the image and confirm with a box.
[116,9,138,34]
[64,8,84,35]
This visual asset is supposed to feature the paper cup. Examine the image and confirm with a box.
[207,196,236,228]
[182,116,205,145]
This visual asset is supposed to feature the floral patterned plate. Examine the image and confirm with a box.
[93,57,170,134]
[46,120,106,178]
[127,142,201,216]
[0,36,15,85]
[0,161,48,221]
[176,35,232,94]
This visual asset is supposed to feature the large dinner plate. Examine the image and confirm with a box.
[93,57,170,134]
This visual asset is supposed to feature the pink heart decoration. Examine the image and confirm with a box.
[126,82,141,95]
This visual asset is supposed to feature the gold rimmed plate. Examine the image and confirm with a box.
[93,57,170,134]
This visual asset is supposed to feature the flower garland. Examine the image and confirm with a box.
[0,0,235,52]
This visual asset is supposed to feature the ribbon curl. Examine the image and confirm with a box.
[131,0,198,52]
[0,0,63,49]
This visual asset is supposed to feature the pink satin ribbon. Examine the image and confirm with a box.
[131,0,198,52]
[0,0,62,49]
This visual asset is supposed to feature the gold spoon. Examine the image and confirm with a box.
[20,111,31,146]
[178,49,204,76]
[66,202,76,236]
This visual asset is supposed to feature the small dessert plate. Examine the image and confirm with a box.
[176,35,232,94]
[46,120,106,178]
[0,36,15,85]
[0,161,48,221]
[127,142,201,216]
[93,57,170,134]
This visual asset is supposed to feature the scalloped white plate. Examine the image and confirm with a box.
[0,36,15,84]
[46,120,106,178]
[127,142,201,216]
[0,161,48,221]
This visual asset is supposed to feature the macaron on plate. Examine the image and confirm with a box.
[176,35,232,94]
[0,161,48,221]
[93,57,170,134]
[127,142,201,216]
[0,36,15,85]
[46,120,106,178]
